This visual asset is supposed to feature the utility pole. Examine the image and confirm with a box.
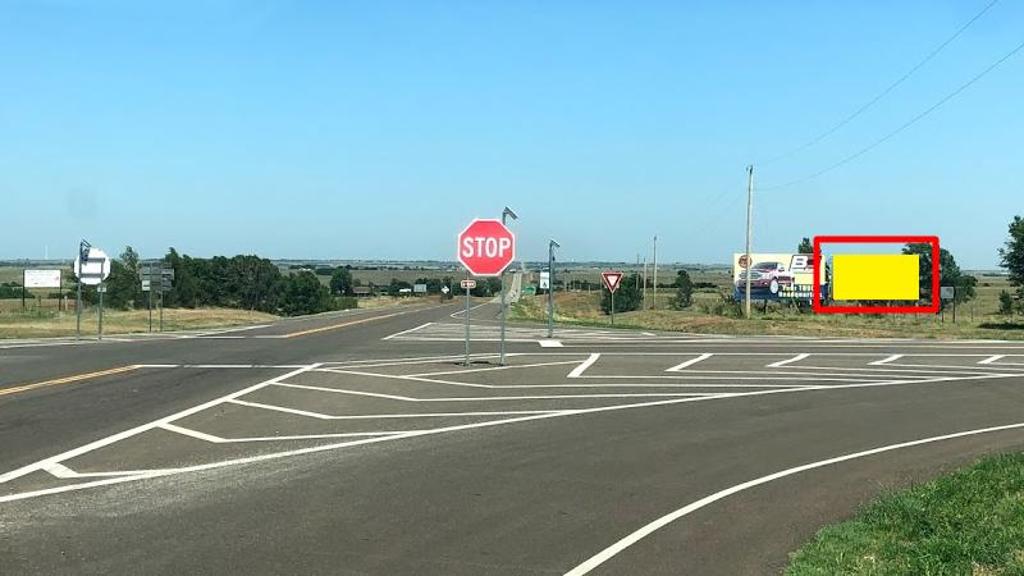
[498,206,518,365]
[744,165,754,319]
[547,239,560,338]
[652,235,658,309]
[642,257,648,309]
[635,253,640,290]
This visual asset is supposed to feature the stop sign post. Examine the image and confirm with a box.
[457,219,517,366]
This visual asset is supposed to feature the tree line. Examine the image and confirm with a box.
[75,247,338,316]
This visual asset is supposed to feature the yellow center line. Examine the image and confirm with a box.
[0,365,141,398]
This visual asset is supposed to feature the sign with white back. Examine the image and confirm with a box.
[74,248,111,286]
[24,269,62,289]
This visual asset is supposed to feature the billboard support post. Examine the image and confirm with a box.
[744,165,754,319]
[652,235,658,310]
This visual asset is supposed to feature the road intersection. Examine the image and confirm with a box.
[3,302,1024,574]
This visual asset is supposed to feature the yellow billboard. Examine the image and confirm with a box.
[832,254,919,301]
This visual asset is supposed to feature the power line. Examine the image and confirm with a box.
[761,36,1024,191]
[762,0,1001,165]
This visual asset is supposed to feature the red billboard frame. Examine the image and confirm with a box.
[812,235,940,315]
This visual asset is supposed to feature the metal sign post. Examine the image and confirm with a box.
[75,240,90,340]
[147,282,153,332]
[547,239,560,338]
[498,206,518,366]
[457,218,515,365]
[97,284,106,340]
[73,241,111,340]
[940,285,955,324]
[601,271,624,326]
[461,278,476,366]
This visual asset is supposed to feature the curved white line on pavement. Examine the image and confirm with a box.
[563,420,1024,576]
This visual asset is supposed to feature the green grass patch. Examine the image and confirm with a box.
[787,453,1024,576]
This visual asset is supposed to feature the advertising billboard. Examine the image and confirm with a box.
[23,269,62,289]
[732,253,824,302]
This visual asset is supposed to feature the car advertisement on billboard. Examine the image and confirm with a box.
[732,253,825,302]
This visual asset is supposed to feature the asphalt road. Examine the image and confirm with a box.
[3,302,1024,575]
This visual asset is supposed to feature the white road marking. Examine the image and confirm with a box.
[228,398,565,419]
[449,302,491,319]
[406,359,583,378]
[272,381,710,401]
[274,381,419,401]
[42,462,85,479]
[159,422,406,442]
[562,420,1024,576]
[381,322,434,341]
[319,354,503,370]
[1,372,1014,504]
[870,354,903,365]
[568,354,601,378]
[666,354,714,372]
[766,353,810,368]
[577,374,881,382]
[539,339,564,348]
[979,354,1007,365]
[0,364,321,485]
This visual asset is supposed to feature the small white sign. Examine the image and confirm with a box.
[24,269,62,289]
[460,279,477,290]
[413,283,428,294]
[940,286,955,300]
[441,285,450,295]
[539,271,550,289]
[142,279,151,292]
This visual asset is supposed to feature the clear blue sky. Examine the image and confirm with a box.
[2,1,1021,267]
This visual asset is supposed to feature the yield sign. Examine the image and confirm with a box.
[601,271,624,293]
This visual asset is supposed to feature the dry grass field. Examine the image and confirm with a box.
[512,274,1024,340]
[0,306,278,339]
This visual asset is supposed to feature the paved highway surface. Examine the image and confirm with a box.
[3,301,1024,575]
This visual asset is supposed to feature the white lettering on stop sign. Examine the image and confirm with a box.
[457,219,516,277]
[462,237,512,259]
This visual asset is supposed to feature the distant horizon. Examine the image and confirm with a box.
[1,255,1010,275]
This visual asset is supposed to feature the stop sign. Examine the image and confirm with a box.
[458,219,516,276]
